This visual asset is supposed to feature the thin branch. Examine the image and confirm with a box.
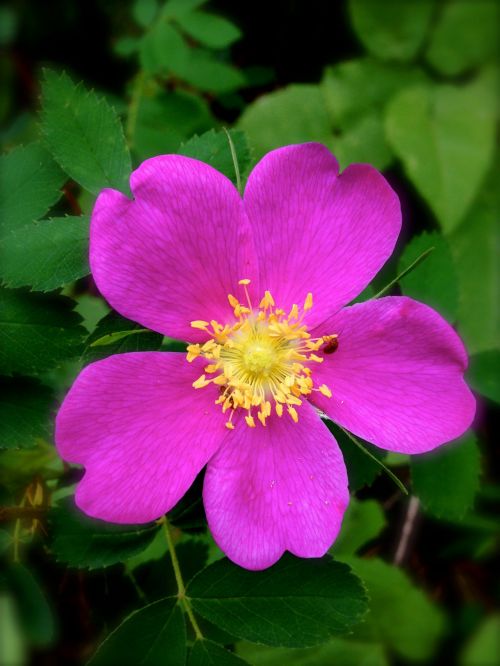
[223,127,242,195]
[372,246,435,299]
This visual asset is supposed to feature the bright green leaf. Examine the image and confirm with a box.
[0,594,26,666]
[0,288,86,376]
[467,350,500,404]
[411,432,481,520]
[187,554,367,648]
[88,597,186,666]
[348,0,434,62]
[238,85,333,160]
[449,165,499,353]
[398,231,457,322]
[176,11,241,48]
[140,21,189,74]
[331,499,386,557]
[0,143,65,236]
[385,72,496,233]
[83,311,163,365]
[49,499,160,569]
[5,563,56,647]
[188,639,249,666]
[342,556,446,661]
[426,0,499,76]
[179,129,251,184]
[41,69,131,194]
[460,614,500,666]
[0,215,89,291]
[0,377,54,449]
[172,48,245,94]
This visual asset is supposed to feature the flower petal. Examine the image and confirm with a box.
[203,402,349,570]
[56,352,227,523]
[90,155,257,341]
[310,297,476,454]
[243,143,401,325]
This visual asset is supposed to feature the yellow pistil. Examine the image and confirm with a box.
[187,281,334,429]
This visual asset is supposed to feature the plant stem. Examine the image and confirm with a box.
[337,424,409,495]
[372,246,435,299]
[162,516,204,640]
[126,71,145,148]
[223,127,242,195]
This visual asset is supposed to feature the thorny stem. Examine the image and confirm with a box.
[337,424,409,496]
[372,246,435,299]
[223,127,242,195]
[161,516,204,640]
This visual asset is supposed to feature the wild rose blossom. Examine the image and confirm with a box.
[56,143,475,570]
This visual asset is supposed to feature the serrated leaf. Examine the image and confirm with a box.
[426,0,499,76]
[179,129,251,183]
[398,231,457,322]
[0,288,86,376]
[176,11,241,49]
[0,215,89,291]
[348,0,434,62]
[187,554,367,648]
[88,597,186,666]
[467,350,500,404]
[49,499,160,569]
[411,432,481,520]
[134,90,213,160]
[238,84,333,160]
[5,563,56,648]
[0,142,66,236]
[342,556,445,661]
[449,165,499,353]
[41,69,131,194]
[188,640,248,666]
[385,72,496,233]
[83,311,163,364]
[0,377,54,449]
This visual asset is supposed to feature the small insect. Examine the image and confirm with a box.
[322,335,339,354]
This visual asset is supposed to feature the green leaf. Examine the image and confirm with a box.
[0,142,65,236]
[172,48,245,94]
[331,499,386,557]
[162,0,207,19]
[238,85,333,160]
[4,563,56,647]
[348,0,434,62]
[0,594,26,666]
[132,0,159,27]
[237,639,389,666]
[0,288,86,376]
[179,129,251,184]
[49,499,160,569]
[398,231,457,322]
[134,90,213,161]
[188,640,249,666]
[41,69,131,194]
[83,311,163,364]
[88,597,186,666]
[467,350,500,404]
[460,614,500,666]
[0,215,89,291]
[426,0,499,76]
[176,11,241,48]
[411,432,481,520]
[187,554,367,648]
[342,556,446,661]
[0,377,54,449]
[449,165,499,353]
[140,21,189,75]
[385,72,496,233]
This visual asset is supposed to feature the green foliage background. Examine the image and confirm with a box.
[0,1,498,665]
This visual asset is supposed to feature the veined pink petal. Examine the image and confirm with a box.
[203,402,349,570]
[55,352,227,523]
[243,143,401,326]
[90,155,258,341]
[310,297,476,454]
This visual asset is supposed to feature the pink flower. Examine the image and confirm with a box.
[56,143,475,570]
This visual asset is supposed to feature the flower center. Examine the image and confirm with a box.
[186,279,335,430]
